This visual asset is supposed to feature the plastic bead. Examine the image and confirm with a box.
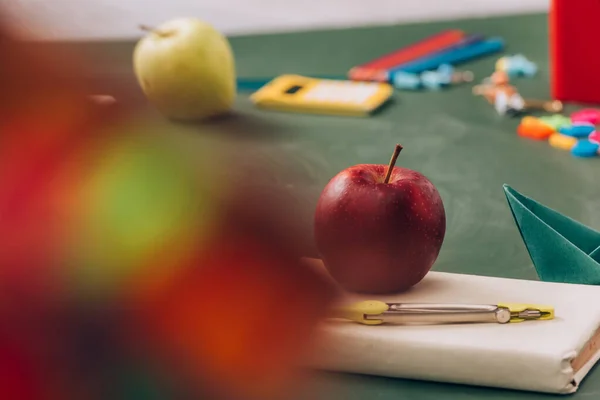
[436,64,455,81]
[495,90,525,115]
[420,70,446,90]
[420,65,464,90]
[558,122,596,138]
[571,139,600,157]
[490,71,511,86]
[392,71,422,90]
[511,54,538,77]
[549,133,577,151]
[571,108,600,125]
[538,115,571,131]
[494,92,509,115]
[589,130,600,145]
[517,116,554,140]
[496,54,538,77]
[394,65,472,90]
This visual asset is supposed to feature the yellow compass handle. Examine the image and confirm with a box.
[331,300,389,325]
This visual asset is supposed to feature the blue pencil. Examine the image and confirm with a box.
[388,37,505,79]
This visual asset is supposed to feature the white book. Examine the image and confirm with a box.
[303,259,600,394]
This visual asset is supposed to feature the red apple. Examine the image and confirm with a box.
[314,144,446,294]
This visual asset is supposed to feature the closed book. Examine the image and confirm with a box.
[304,259,600,394]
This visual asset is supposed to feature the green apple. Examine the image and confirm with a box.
[133,18,236,121]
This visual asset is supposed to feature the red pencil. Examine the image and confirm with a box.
[349,29,466,82]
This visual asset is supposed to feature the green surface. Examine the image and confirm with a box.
[66,11,600,399]
[225,12,600,281]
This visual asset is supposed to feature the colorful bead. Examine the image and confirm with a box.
[538,115,571,131]
[420,70,446,90]
[436,64,454,81]
[392,71,422,90]
[589,130,600,144]
[558,122,595,138]
[496,54,537,77]
[549,133,578,151]
[571,139,600,157]
[571,108,600,125]
[495,90,525,115]
[517,116,554,140]
[398,64,471,91]
[490,71,510,86]
[495,58,507,73]
[420,64,461,90]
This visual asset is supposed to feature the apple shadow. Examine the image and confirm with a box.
[370,97,397,117]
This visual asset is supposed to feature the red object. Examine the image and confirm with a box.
[124,186,336,399]
[349,29,465,81]
[0,333,44,400]
[550,0,600,104]
[314,162,446,294]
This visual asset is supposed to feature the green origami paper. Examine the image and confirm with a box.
[503,184,600,285]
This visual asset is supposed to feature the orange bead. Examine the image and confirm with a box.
[517,117,554,140]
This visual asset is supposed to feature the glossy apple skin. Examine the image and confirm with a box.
[314,164,446,294]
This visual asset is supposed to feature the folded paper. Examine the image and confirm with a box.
[503,184,600,285]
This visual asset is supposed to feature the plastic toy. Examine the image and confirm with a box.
[496,54,538,77]
[550,0,600,104]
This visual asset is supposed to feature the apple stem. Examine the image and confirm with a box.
[383,144,403,184]
[139,24,173,38]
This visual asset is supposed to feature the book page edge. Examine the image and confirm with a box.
[569,324,600,393]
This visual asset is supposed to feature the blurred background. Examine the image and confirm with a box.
[5,0,547,40]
